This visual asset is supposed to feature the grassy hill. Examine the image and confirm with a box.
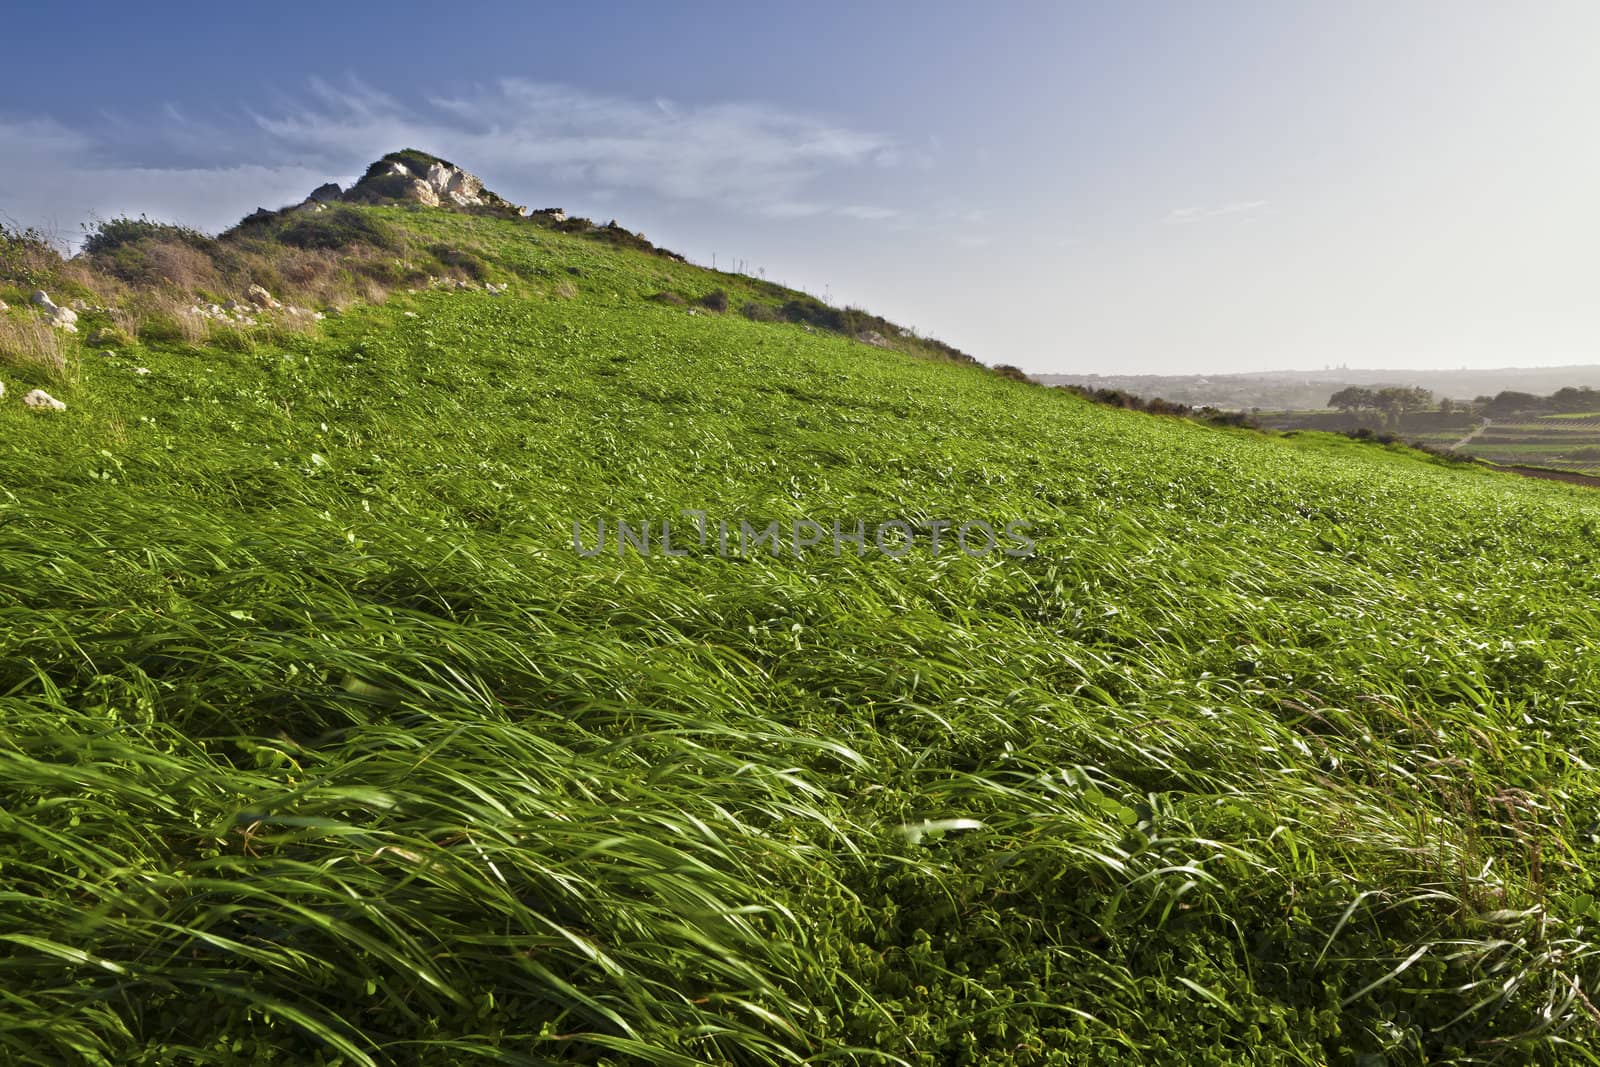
[3,176,1600,1064]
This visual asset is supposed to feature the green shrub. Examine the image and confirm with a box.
[428,244,487,280]
[648,292,687,307]
[363,148,453,179]
[136,312,188,344]
[87,324,135,349]
[277,208,396,252]
[82,215,213,257]
[696,289,730,313]
[0,222,66,289]
[740,301,780,322]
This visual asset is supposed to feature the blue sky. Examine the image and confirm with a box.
[4,2,1598,374]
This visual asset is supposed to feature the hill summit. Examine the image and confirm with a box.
[244,149,524,224]
[337,149,521,213]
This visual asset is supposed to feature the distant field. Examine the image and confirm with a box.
[1461,418,1600,472]
[1259,409,1600,474]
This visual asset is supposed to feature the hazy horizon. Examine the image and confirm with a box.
[4,2,1598,376]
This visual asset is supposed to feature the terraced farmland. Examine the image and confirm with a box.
[1261,407,1600,476]
[1460,414,1600,473]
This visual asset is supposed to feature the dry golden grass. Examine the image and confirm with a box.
[261,310,321,343]
[0,315,75,384]
[131,291,210,345]
[357,278,391,306]
[164,244,225,290]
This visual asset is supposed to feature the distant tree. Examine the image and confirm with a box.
[1328,386,1375,412]
[1552,386,1600,413]
[1439,397,1455,416]
[1373,386,1432,426]
[1482,390,1545,417]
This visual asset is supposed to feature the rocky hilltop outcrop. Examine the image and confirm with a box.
[231,149,687,262]
[339,150,522,212]
[247,151,524,222]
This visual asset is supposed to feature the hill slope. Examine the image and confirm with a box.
[3,181,1600,1064]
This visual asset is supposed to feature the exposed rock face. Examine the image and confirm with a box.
[0,299,8,311]
[307,182,342,203]
[408,178,441,208]
[337,151,518,213]
[23,389,66,412]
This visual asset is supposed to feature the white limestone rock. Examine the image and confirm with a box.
[409,179,441,208]
[23,389,65,412]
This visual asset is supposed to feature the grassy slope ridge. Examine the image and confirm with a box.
[3,206,1600,1065]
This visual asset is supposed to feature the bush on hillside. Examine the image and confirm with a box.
[1196,408,1260,428]
[429,244,488,280]
[276,208,397,252]
[768,295,979,364]
[82,215,213,257]
[740,301,780,322]
[88,234,228,290]
[780,296,849,333]
[1059,383,1263,429]
[363,149,454,179]
[1346,426,1400,445]
[647,291,687,307]
[992,364,1035,384]
[0,221,66,289]
[696,289,729,313]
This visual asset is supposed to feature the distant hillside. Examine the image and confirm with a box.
[1039,365,1600,409]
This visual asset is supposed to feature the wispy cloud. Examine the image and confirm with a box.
[0,77,901,237]
[838,204,900,221]
[1164,200,1269,224]
[0,117,323,244]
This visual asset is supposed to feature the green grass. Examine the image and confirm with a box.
[5,206,1600,1064]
